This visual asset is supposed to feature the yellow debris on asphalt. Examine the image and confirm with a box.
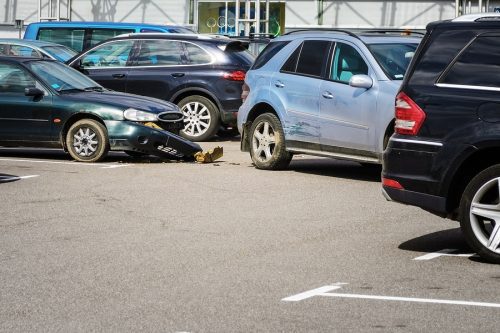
[194,146,223,163]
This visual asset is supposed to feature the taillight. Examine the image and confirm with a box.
[394,92,426,136]
[241,82,250,102]
[382,177,404,190]
[223,70,246,81]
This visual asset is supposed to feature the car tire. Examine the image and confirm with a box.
[66,119,109,163]
[179,95,220,142]
[249,113,292,170]
[460,165,500,263]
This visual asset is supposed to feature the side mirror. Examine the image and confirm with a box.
[349,74,373,89]
[71,59,84,72]
[25,87,45,97]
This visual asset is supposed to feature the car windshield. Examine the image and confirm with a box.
[367,43,418,80]
[26,60,103,92]
[41,45,78,62]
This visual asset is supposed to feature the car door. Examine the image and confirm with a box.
[271,40,331,145]
[319,41,377,152]
[76,39,136,92]
[125,39,188,100]
[0,61,53,142]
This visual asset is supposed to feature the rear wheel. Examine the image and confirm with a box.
[179,95,220,142]
[460,165,500,263]
[66,119,109,162]
[249,113,291,170]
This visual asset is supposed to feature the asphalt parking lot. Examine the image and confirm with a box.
[0,140,499,332]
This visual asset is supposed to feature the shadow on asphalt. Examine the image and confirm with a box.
[0,173,20,184]
[288,158,381,182]
[399,228,493,264]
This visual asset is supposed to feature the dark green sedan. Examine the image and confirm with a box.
[0,56,201,162]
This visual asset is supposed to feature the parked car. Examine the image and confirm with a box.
[0,38,77,62]
[0,56,201,162]
[382,13,500,263]
[237,29,421,169]
[24,21,194,52]
[67,33,254,141]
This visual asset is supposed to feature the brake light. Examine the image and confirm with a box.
[394,92,426,135]
[382,177,404,190]
[223,70,246,81]
[241,82,250,102]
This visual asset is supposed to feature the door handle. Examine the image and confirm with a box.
[112,73,126,78]
[322,91,334,99]
[171,73,185,78]
[274,80,285,88]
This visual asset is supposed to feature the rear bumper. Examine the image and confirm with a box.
[382,186,447,216]
[220,98,242,126]
[105,120,202,159]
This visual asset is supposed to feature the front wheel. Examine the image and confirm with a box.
[179,95,220,142]
[249,113,291,170]
[460,165,500,263]
[66,119,109,162]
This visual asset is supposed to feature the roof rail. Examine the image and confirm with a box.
[452,13,500,22]
[359,29,425,36]
[283,28,360,40]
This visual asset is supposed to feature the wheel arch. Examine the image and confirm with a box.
[445,145,500,219]
[171,87,222,111]
[60,113,107,151]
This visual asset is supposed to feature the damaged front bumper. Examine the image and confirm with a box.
[105,120,202,160]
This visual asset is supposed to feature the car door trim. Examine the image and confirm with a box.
[390,137,443,146]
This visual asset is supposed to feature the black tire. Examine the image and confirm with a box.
[66,119,109,162]
[459,165,500,263]
[249,113,292,170]
[178,95,220,142]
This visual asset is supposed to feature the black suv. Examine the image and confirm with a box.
[67,34,254,141]
[382,13,500,263]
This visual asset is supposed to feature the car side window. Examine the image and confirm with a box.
[0,63,37,94]
[440,36,500,88]
[331,43,368,84]
[280,40,330,77]
[81,40,135,68]
[38,28,85,52]
[136,40,184,66]
[89,29,135,48]
[0,44,40,57]
[183,42,212,65]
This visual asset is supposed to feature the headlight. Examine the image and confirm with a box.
[123,108,158,121]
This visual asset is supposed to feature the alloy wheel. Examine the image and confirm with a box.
[252,120,276,162]
[73,127,99,157]
[469,177,500,255]
[181,101,211,137]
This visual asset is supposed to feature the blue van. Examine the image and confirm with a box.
[24,21,194,52]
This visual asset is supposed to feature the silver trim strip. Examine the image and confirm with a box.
[436,83,500,92]
[287,147,380,163]
[390,137,443,147]
[0,118,49,122]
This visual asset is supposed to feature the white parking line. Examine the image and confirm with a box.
[0,174,39,182]
[413,249,476,260]
[0,158,128,169]
[18,175,40,180]
[282,285,500,308]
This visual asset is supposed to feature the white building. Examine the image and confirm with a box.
[0,0,496,37]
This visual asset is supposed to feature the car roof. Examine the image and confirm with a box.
[26,21,189,30]
[108,32,235,43]
[275,30,422,45]
[0,38,70,48]
[0,55,54,63]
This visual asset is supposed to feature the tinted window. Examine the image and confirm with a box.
[331,43,368,83]
[41,45,78,62]
[441,36,500,88]
[184,42,212,64]
[81,40,134,68]
[89,29,134,48]
[296,40,331,77]
[281,44,301,73]
[368,43,417,80]
[252,41,290,70]
[136,40,184,66]
[0,63,37,94]
[0,44,40,57]
[38,28,85,51]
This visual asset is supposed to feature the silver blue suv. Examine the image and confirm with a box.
[238,29,421,170]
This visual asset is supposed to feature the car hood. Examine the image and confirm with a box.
[60,90,179,114]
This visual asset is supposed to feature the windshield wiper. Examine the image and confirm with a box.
[59,87,86,93]
[84,86,105,92]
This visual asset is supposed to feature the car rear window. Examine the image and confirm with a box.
[252,41,290,70]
